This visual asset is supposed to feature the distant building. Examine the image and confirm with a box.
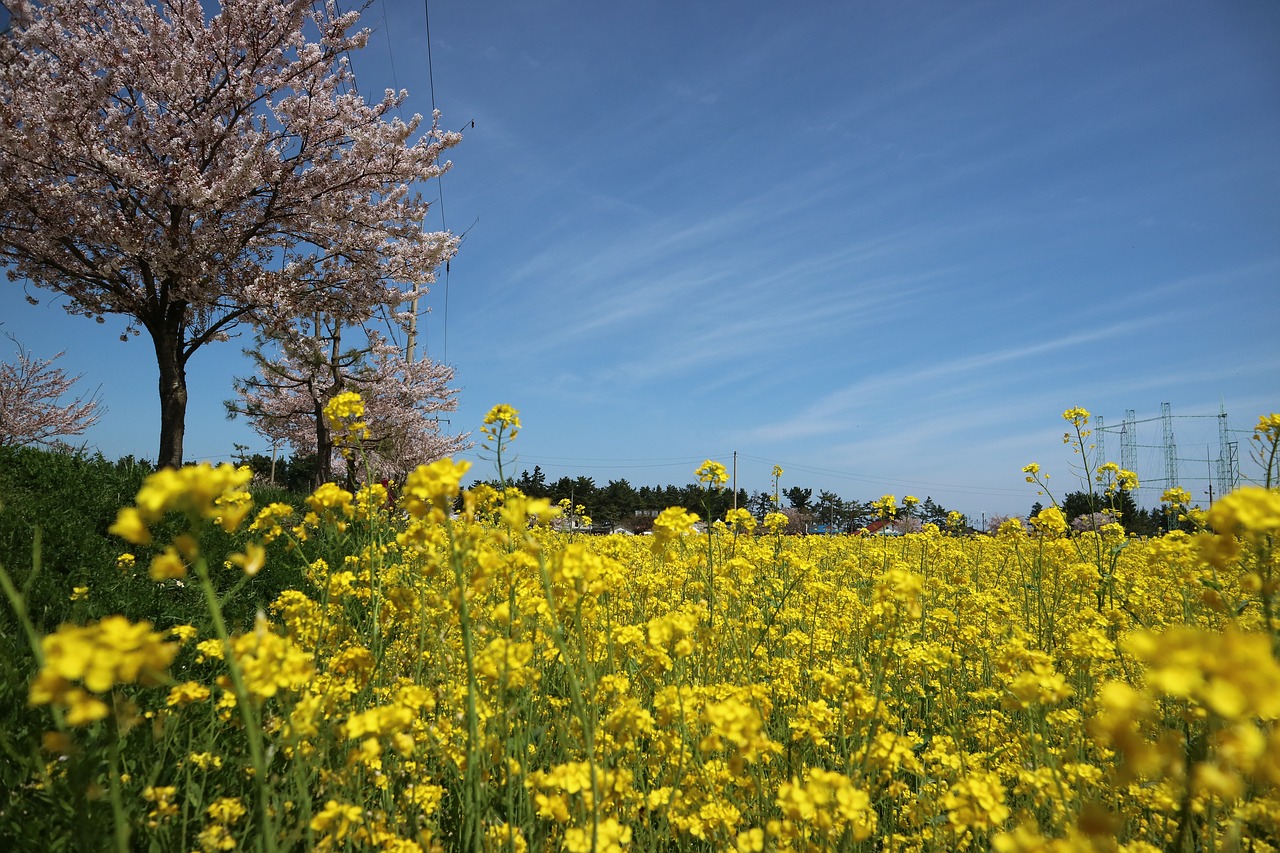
[861,519,901,536]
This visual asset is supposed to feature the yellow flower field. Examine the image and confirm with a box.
[4,406,1279,852]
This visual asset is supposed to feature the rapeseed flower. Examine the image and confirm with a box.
[1062,406,1090,427]
[167,681,211,706]
[997,516,1025,536]
[763,511,788,534]
[18,403,1280,852]
[226,615,315,701]
[143,785,179,828]
[323,391,371,450]
[651,506,699,552]
[1029,505,1068,536]
[110,463,253,547]
[310,800,362,847]
[1206,485,1280,540]
[249,502,295,543]
[776,769,877,841]
[485,823,528,853]
[188,752,223,771]
[206,797,246,824]
[227,541,266,576]
[480,403,521,448]
[402,457,471,520]
[724,507,756,534]
[1125,626,1280,721]
[1254,412,1280,445]
[943,770,1010,832]
[564,818,631,853]
[29,617,177,723]
[696,459,729,488]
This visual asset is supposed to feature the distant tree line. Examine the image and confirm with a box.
[491,466,745,532]
[1029,491,1186,537]
[231,450,322,497]
[483,467,970,534]
[215,452,1189,538]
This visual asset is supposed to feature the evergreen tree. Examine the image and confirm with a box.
[783,486,813,512]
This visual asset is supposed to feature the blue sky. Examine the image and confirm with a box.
[2,0,1278,519]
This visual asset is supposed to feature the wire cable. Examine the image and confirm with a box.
[422,0,451,363]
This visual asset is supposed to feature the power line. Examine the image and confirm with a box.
[499,453,716,464]
[379,0,402,114]
[735,453,1030,498]
[1096,404,1243,500]
[422,0,450,364]
[470,448,1030,496]
[462,456,718,474]
[323,1,360,97]
[1096,413,1227,429]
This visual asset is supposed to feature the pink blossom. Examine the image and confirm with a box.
[0,334,102,449]
[0,0,458,467]
[229,320,468,486]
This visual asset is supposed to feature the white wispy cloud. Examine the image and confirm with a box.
[738,315,1177,444]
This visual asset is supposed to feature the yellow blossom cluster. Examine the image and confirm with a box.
[650,506,699,552]
[29,616,178,725]
[480,403,521,448]
[696,459,729,488]
[724,507,756,534]
[323,391,371,453]
[109,462,253,546]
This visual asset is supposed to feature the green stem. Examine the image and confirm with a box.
[193,557,277,853]
[447,519,484,853]
[109,728,130,853]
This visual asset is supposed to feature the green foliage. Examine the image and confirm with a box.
[1061,489,1138,529]
[0,447,149,632]
[0,447,316,849]
[497,469,754,529]
[0,447,311,635]
[783,486,813,512]
[243,451,319,495]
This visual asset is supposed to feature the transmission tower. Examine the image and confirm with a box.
[1121,409,1137,475]
[1096,415,1106,464]
[1162,403,1178,490]
[1216,405,1238,499]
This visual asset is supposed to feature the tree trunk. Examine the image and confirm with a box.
[152,319,188,470]
[314,399,333,489]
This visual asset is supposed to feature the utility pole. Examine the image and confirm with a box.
[406,296,419,364]
[1206,449,1214,506]
[732,451,738,510]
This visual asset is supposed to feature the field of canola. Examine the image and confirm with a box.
[5,405,1280,853]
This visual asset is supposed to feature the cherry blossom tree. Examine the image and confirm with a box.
[985,513,1017,534]
[890,516,924,535]
[0,332,102,449]
[228,318,467,486]
[0,0,459,468]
